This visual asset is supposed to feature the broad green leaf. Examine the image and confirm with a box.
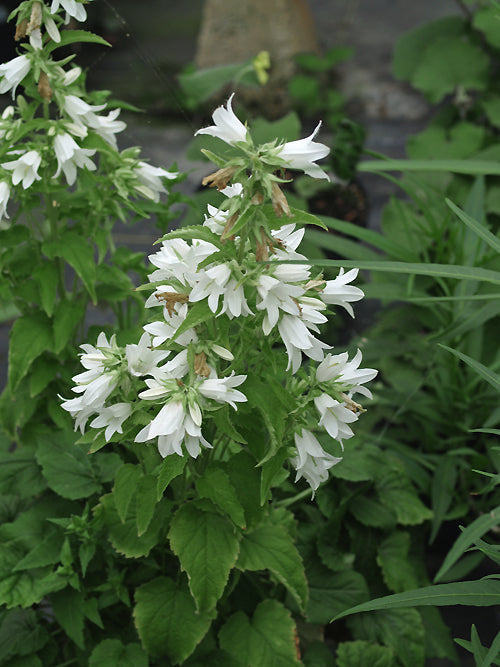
[171,301,214,342]
[98,493,170,559]
[168,502,240,611]
[376,531,419,593]
[439,345,500,392]
[473,6,500,48]
[434,506,500,582]
[347,608,425,667]
[89,639,148,667]
[411,35,489,103]
[392,16,466,80]
[29,356,58,398]
[52,298,86,353]
[136,474,157,536]
[419,607,458,663]
[13,530,64,571]
[195,466,246,528]
[349,495,397,530]
[0,542,65,608]
[333,579,500,620]
[0,609,48,662]
[8,313,54,391]
[50,588,85,648]
[219,600,301,667]
[336,640,394,667]
[42,232,97,303]
[223,451,265,528]
[0,447,46,498]
[376,469,433,525]
[306,559,369,624]
[302,641,336,667]
[237,520,307,610]
[32,262,58,317]
[157,455,186,499]
[133,576,215,662]
[35,433,101,499]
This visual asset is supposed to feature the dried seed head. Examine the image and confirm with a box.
[194,352,211,378]
[15,18,28,40]
[27,2,43,33]
[38,71,53,101]
[271,182,291,218]
[202,165,237,190]
[155,291,189,317]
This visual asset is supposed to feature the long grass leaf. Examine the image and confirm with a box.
[438,345,500,392]
[331,579,500,622]
[359,159,500,176]
[447,199,500,254]
[433,506,500,583]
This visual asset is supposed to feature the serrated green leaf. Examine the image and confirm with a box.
[412,35,489,103]
[376,531,419,593]
[393,16,466,80]
[50,588,85,648]
[98,493,170,559]
[306,559,369,624]
[136,474,157,536]
[237,520,307,611]
[113,464,141,522]
[35,433,101,499]
[89,639,148,667]
[376,470,433,525]
[349,495,397,530]
[0,448,46,498]
[168,502,240,611]
[0,609,48,663]
[157,454,187,499]
[336,640,394,667]
[195,467,246,528]
[8,313,54,391]
[219,600,301,667]
[52,297,86,353]
[42,232,97,303]
[473,6,500,48]
[134,576,215,662]
[32,262,58,317]
[29,355,58,398]
[347,608,425,667]
[13,530,64,571]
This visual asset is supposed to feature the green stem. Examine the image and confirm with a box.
[276,487,312,509]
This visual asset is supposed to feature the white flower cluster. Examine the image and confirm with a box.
[0,1,177,221]
[61,328,247,459]
[62,94,377,493]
